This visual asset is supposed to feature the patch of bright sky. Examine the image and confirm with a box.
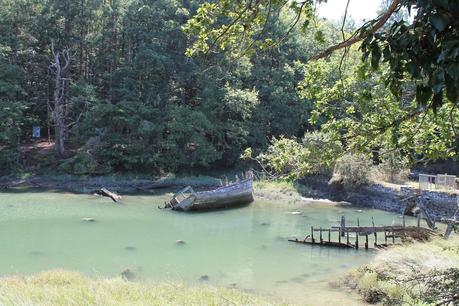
[317,0,383,23]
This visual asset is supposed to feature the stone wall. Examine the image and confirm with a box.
[401,187,458,220]
[299,176,458,221]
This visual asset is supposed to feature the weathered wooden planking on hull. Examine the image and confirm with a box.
[164,172,254,211]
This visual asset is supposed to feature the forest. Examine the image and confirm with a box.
[0,0,458,178]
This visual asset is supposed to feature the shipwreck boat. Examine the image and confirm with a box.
[164,172,254,211]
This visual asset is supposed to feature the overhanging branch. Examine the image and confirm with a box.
[309,0,401,61]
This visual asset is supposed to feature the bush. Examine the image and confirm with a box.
[59,152,112,175]
[330,153,373,189]
[243,131,343,181]
[374,151,410,183]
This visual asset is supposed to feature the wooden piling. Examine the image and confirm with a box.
[355,218,359,249]
[328,229,331,242]
[311,226,315,243]
[340,216,346,237]
[372,217,377,246]
[320,227,323,244]
[365,234,369,250]
[355,235,359,249]
[384,231,387,244]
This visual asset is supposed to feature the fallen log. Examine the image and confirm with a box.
[94,188,122,202]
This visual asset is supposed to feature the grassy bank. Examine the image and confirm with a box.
[0,270,278,306]
[253,180,318,205]
[337,236,459,305]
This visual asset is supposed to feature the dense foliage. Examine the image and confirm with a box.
[0,0,314,174]
[0,0,457,177]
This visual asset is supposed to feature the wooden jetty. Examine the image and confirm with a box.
[289,216,436,250]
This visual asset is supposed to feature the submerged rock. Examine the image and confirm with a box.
[29,251,43,256]
[176,240,185,245]
[260,222,270,226]
[228,283,237,288]
[81,217,95,222]
[121,268,135,281]
[288,211,302,215]
[290,276,304,283]
[200,275,209,281]
[124,246,136,251]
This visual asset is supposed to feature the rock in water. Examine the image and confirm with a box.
[81,217,95,222]
[288,211,302,215]
[124,246,136,251]
[200,275,209,281]
[176,240,185,245]
[121,268,135,281]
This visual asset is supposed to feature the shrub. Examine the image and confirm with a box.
[374,151,410,183]
[59,152,112,175]
[243,131,343,181]
[330,153,373,189]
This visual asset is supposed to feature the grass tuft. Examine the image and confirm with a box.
[0,270,279,306]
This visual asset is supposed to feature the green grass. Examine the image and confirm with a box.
[340,236,459,305]
[0,270,279,306]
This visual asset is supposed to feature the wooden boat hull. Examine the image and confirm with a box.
[167,175,254,212]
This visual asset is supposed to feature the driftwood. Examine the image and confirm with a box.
[94,188,122,202]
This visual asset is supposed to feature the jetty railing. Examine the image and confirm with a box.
[419,173,457,191]
[289,216,435,250]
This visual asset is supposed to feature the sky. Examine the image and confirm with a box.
[317,0,383,23]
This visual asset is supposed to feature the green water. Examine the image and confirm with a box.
[0,190,414,305]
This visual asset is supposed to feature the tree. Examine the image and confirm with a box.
[49,41,71,155]
[183,0,459,112]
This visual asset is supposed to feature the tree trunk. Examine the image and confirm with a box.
[50,40,70,156]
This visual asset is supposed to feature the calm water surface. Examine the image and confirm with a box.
[0,189,414,305]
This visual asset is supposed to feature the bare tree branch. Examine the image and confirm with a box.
[309,0,401,61]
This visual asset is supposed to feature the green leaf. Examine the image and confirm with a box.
[432,90,444,113]
[406,62,419,78]
[431,68,445,93]
[416,85,433,107]
[371,46,381,70]
[430,14,448,32]
[433,0,449,10]
[445,74,458,102]
[314,31,324,43]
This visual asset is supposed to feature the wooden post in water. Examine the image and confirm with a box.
[372,217,377,247]
[365,234,369,250]
[328,229,331,242]
[417,213,421,228]
[311,226,315,243]
[340,216,346,237]
[319,227,323,244]
[355,218,360,249]
[338,230,341,244]
[392,227,395,244]
[346,229,350,245]
[384,231,387,244]
[402,215,406,227]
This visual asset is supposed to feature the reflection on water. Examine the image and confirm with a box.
[0,190,416,305]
